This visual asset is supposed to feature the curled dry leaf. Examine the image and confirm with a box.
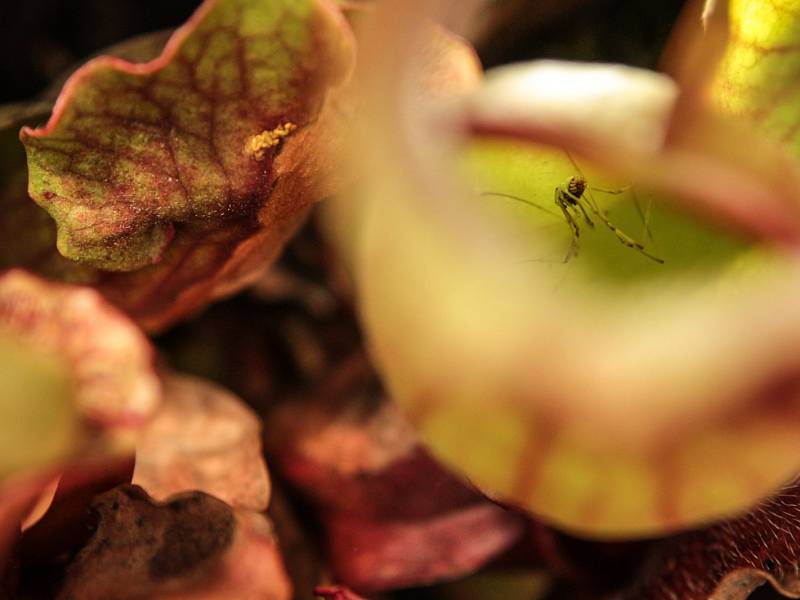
[328,0,800,538]
[621,478,800,600]
[133,372,270,511]
[16,0,355,331]
[58,484,291,600]
[266,355,524,593]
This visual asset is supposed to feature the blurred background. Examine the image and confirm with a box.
[0,0,685,104]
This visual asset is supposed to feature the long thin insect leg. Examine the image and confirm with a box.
[582,200,664,264]
[590,182,655,245]
[483,189,578,263]
[565,150,583,178]
[563,187,597,225]
[630,187,655,243]
[565,148,662,263]
[574,199,594,228]
[590,185,629,195]
[566,149,628,195]
[555,192,580,239]
[480,191,561,219]
[564,150,605,218]
[589,185,628,217]
[555,189,580,262]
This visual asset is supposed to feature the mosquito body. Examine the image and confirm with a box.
[481,156,664,264]
[554,174,663,264]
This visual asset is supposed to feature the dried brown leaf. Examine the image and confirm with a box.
[133,373,270,511]
[58,485,291,600]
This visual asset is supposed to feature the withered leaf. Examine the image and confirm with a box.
[133,372,270,511]
[59,485,291,600]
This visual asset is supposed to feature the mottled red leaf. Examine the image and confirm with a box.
[0,269,160,426]
[133,372,270,511]
[58,484,291,600]
[18,0,354,331]
[266,356,524,593]
[622,478,800,599]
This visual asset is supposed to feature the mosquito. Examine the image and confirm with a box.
[481,153,664,264]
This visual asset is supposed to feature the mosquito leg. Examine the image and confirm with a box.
[563,240,579,263]
[590,185,629,195]
[555,189,581,262]
[626,187,655,244]
[589,185,656,247]
[585,201,664,264]
[560,188,595,228]
[575,201,594,228]
[590,186,628,218]
[555,191,580,240]
[480,191,560,219]
[562,149,662,262]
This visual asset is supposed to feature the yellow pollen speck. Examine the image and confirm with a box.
[244,122,297,160]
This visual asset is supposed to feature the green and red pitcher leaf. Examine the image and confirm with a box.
[17,0,354,330]
[328,0,800,538]
[711,0,800,155]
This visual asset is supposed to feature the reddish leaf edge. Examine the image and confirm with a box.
[20,0,354,146]
[314,584,368,600]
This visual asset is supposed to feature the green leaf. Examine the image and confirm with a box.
[461,140,749,284]
[11,0,353,331]
[712,0,800,155]
[0,123,94,283]
[0,334,75,481]
[331,2,800,538]
[0,270,160,428]
[21,0,352,272]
